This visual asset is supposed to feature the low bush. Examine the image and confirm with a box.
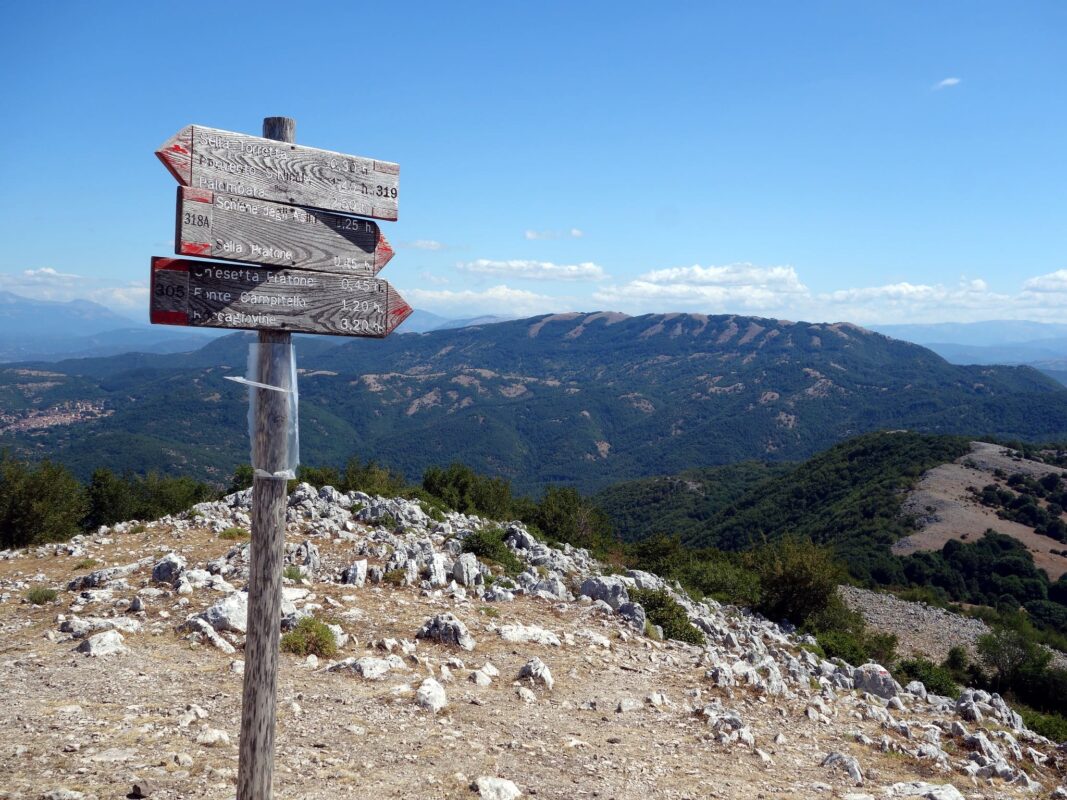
[280,617,337,658]
[219,527,249,540]
[817,628,897,667]
[462,527,523,576]
[895,657,958,697]
[1018,705,1067,743]
[382,568,406,586]
[629,588,705,645]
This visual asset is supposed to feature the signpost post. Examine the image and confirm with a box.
[150,116,406,799]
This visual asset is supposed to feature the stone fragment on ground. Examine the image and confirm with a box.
[416,612,475,651]
[473,776,521,800]
[74,630,128,657]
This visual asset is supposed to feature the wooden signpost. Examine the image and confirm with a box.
[150,116,406,799]
[150,258,411,337]
[156,124,400,220]
[175,187,394,274]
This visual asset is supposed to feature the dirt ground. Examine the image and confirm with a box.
[0,519,1036,800]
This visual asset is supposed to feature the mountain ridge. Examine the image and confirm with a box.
[2,311,1067,490]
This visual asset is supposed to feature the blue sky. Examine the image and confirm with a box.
[0,2,1064,324]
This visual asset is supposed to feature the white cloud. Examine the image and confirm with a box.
[1022,269,1067,293]
[590,263,1067,324]
[89,285,149,310]
[458,259,605,281]
[403,284,562,316]
[403,239,447,251]
[524,228,584,240]
[934,77,961,90]
[0,268,147,311]
[594,263,807,311]
[418,270,450,285]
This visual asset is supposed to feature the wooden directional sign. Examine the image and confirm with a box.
[150,257,411,337]
[157,125,400,220]
[175,187,393,275]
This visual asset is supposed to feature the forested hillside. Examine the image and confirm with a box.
[4,312,1067,492]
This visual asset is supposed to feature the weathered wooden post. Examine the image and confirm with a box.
[150,115,409,797]
[237,115,296,800]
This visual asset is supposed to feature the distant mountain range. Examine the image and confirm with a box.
[4,311,1067,492]
[872,321,1067,383]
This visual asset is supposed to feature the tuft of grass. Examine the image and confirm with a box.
[480,605,500,619]
[25,587,58,605]
[129,523,147,534]
[382,568,406,586]
[282,565,304,581]
[73,558,99,571]
[280,617,338,658]
[219,527,249,541]
[376,512,398,529]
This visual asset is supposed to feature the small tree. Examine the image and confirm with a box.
[533,486,613,553]
[0,455,87,548]
[977,627,1051,691]
[748,536,844,626]
[83,468,137,529]
[345,458,410,497]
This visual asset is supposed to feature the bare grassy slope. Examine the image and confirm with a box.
[894,441,1067,580]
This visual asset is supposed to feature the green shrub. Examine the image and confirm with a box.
[382,568,406,586]
[25,587,58,605]
[817,630,870,665]
[816,627,897,667]
[748,536,845,626]
[1,455,87,549]
[282,565,304,581]
[530,485,614,555]
[280,617,337,658]
[343,458,411,497]
[219,527,249,540]
[462,527,523,576]
[863,631,899,665]
[479,605,500,619]
[895,657,958,697]
[420,502,447,523]
[129,523,147,534]
[376,513,398,530]
[1018,705,1067,742]
[629,588,705,645]
[73,558,99,570]
[295,465,342,489]
[422,463,514,520]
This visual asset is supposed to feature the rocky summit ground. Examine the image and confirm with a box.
[2,486,1066,800]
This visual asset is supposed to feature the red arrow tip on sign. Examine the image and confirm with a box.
[375,232,395,272]
[156,126,193,185]
[386,286,413,334]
